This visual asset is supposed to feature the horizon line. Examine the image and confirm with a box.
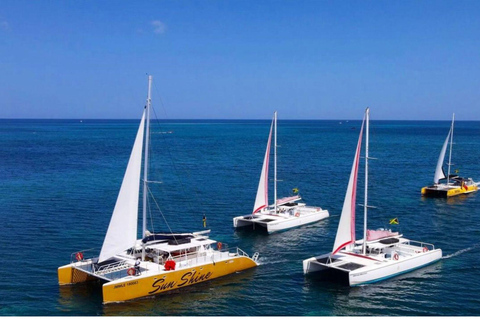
[1,118,478,122]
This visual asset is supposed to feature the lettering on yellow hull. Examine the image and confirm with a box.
[102,256,257,303]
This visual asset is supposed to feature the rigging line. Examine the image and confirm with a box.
[146,185,155,235]
[149,81,205,218]
[147,184,177,240]
[149,106,199,217]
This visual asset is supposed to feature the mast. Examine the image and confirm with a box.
[446,113,455,186]
[274,111,278,214]
[362,107,369,255]
[142,75,152,260]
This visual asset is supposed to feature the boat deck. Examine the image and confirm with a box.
[71,247,251,283]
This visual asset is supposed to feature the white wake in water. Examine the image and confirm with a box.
[442,243,480,259]
[256,257,290,266]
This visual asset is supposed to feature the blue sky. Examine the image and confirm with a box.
[1,1,479,120]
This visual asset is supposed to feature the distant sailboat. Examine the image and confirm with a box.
[421,114,479,197]
[233,111,329,234]
[58,76,259,304]
[303,108,442,285]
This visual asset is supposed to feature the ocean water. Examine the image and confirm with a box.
[1,117,480,316]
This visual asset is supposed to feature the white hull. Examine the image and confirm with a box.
[234,207,329,234]
[303,237,442,286]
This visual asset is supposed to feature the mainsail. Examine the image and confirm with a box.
[252,118,274,214]
[99,110,146,263]
[332,115,365,255]
[433,127,451,184]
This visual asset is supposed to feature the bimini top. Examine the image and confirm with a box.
[146,237,217,253]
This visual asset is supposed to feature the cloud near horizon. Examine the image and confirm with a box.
[151,20,166,34]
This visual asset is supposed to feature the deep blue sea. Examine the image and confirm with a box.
[1,117,480,316]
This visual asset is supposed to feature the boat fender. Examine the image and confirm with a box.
[75,252,83,261]
[127,267,136,276]
[217,242,222,250]
[295,212,300,217]
[165,260,176,271]
[423,247,429,253]
[393,253,399,261]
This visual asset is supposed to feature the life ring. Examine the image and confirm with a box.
[217,242,223,250]
[75,252,83,261]
[127,267,136,276]
[165,260,176,271]
[423,247,428,253]
[393,253,399,261]
[294,212,300,217]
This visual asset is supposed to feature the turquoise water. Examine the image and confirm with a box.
[1,118,480,316]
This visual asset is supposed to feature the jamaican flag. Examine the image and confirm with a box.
[389,218,399,225]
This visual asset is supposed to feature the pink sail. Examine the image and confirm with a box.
[366,229,399,241]
[332,115,365,255]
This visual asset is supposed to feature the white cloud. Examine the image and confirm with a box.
[151,20,166,34]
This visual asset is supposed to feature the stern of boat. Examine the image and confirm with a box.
[233,215,256,228]
[303,254,330,274]
[58,263,96,285]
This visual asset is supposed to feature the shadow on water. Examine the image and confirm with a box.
[57,280,104,315]
[420,192,477,206]
[101,268,257,316]
[302,261,444,316]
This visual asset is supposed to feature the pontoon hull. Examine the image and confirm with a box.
[58,264,96,285]
[422,185,478,197]
[303,249,442,286]
[234,209,329,234]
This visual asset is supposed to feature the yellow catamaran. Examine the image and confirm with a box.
[58,76,259,303]
[421,114,479,197]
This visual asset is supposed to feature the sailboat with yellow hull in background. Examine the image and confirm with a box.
[58,76,259,304]
[421,114,479,197]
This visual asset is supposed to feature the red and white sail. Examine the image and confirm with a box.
[252,118,274,214]
[332,114,365,255]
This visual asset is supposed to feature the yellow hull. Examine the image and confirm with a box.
[59,255,257,303]
[103,255,256,303]
[421,185,478,197]
[58,264,96,285]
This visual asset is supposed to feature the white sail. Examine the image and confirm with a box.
[99,110,146,263]
[332,115,365,255]
[252,118,274,214]
[433,127,451,184]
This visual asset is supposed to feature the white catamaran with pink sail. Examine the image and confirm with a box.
[303,108,442,285]
[233,111,329,234]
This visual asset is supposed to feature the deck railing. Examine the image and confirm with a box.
[69,247,99,264]
[405,240,436,251]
